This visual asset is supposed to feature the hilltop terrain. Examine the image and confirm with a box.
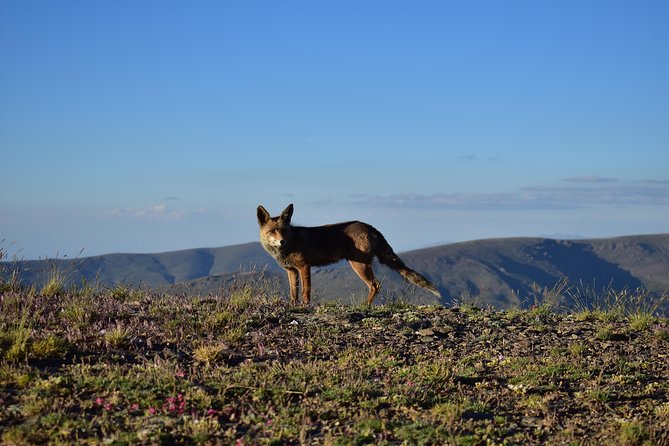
[3,234,669,310]
[0,286,667,445]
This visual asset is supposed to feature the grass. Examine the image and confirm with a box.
[40,265,65,298]
[0,282,667,445]
[192,342,226,364]
[567,281,668,323]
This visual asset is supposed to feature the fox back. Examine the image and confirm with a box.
[257,204,379,268]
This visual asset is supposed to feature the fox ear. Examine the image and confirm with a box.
[257,205,270,226]
[280,203,294,223]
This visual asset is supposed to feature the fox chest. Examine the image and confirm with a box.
[261,243,306,269]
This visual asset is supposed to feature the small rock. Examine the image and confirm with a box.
[416,328,435,337]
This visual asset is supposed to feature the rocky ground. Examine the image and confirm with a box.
[0,286,668,444]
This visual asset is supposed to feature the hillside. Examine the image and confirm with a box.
[3,234,669,309]
[397,234,669,308]
[3,242,280,288]
[0,288,668,444]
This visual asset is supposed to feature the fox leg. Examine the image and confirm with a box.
[298,266,312,305]
[285,267,299,304]
[349,261,381,305]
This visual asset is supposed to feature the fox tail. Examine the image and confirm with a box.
[373,229,442,298]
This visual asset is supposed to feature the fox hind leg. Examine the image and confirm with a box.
[298,266,312,306]
[349,261,381,305]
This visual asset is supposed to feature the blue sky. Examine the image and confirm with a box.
[1,1,668,260]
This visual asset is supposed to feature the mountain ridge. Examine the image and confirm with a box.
[3,234,668,309]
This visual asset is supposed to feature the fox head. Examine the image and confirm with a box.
[257,204,294,249]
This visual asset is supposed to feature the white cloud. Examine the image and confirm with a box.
[109,203,187,220]
[349,180,669,210]
[563,176,618,183]
[350,192,567,210]
[639,179,669,184]
[457,154,477,161]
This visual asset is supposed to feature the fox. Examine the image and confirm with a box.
[257,203,441,305]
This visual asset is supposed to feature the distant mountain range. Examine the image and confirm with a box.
[3,234,668,309]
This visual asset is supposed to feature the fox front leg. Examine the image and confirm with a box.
[285,267,299,305]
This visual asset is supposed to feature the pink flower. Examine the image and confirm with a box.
[95,397,104,405]
[148,407,157,415]
[131,403,139,411]
[103,403,113,411]
[206,408,218,416]
[163,394,187,415]
[176,370,186,378]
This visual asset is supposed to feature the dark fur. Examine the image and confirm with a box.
[257,204,441,305]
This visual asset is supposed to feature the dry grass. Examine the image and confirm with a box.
[0,281,667,445]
